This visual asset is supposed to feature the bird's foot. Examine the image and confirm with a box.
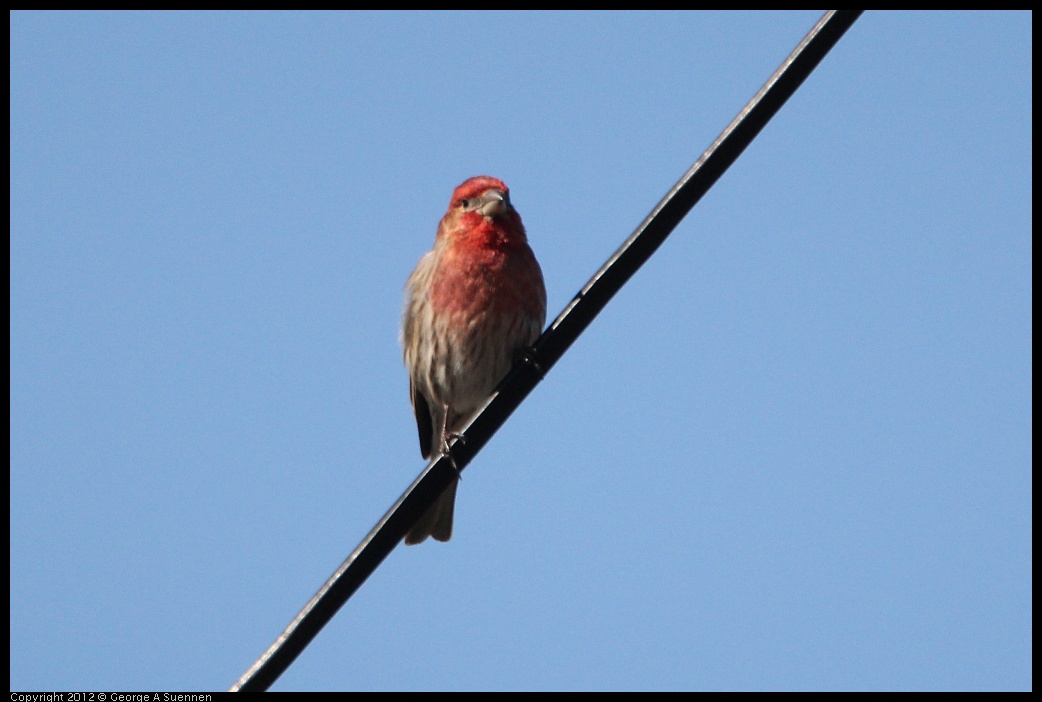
[441,432,465,478]
[517,345,546,379]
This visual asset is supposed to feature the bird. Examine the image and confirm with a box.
[401,176,546,544]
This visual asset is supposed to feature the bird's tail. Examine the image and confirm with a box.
[404,479,458,545]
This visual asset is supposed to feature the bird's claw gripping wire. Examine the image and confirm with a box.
[440,432,465,479]
[517,345,546,380]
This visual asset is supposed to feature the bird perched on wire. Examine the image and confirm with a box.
[401,176,547,545]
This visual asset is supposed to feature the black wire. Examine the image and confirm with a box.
[230,10,863,692]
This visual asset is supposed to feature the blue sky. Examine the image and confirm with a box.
[10,11,1031,692]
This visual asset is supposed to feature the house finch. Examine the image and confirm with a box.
[402,176,547,544]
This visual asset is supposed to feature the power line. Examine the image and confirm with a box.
[230,10,863,692]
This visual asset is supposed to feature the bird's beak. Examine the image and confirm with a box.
[477,189,510,218]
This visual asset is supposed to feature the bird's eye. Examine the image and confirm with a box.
[460,199,470,208]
